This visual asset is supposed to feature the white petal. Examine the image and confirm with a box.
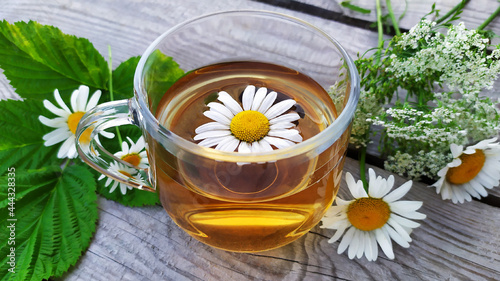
[198,136,234,148]
[119,183,128,195]
[66,141,78,159]
[269,112,300,125]
[237,141,251,153]
[270,122,295,130]
[327,224,349,243]
[195,122,229,134]
[383,180,413,203]
[267,129,302,143]
[257,91,277,113]
[217,91,243,114]
[43,100,70,118]
[375,228,394,259]
[75,85,90,112]
[194,130,232,141]
[207,102,234,119]
[450,143,463,158]
[215,137,239,152]
[108,181,119,193]
[43,128,71,146]
[100,131,115,139]
[346,172,368,198]
[384,224,410,248]
[390,213,421,229]
[251,141,264,153]
[263,136,295,149]
[264,99,296,120]
[389,201,423,213]
[251,87,267,111]
[203,111,231,125]
[337,227,356,255]
[57,136,75,159]
[242,85,256,111]
[53,89,72,113]
[355,231,366,259]
[257,138,273,152]
[348,230,361,259]
[86,90,102,111]
[39,116,66,128]
[121,141,130,154]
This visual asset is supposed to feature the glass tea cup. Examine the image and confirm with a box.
[76,10,360,252]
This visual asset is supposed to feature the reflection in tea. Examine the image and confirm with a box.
[152,61,350,252]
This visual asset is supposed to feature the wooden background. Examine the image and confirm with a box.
[1,0,500,280]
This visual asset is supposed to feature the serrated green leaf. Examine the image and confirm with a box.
[0,163,98,280]
[0,20,109,100]
[143,50,185,114]
[110,56,141,101]
[0,99,60,172]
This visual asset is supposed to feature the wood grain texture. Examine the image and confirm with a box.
[57,157,500,281]
[0,0,499,280]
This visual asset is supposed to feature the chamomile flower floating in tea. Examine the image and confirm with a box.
[99,161,145,195]
[39,85,114,159]
[431,138,500,204]
[194,85,302,153]
[321,169,426,261]
[114,136,149,169]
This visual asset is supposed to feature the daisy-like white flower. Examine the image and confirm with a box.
[431,137,500,203]
[114,136,149,169]
[321,168,426,261]
[38,85,114,159]
[98,161,145,195]
[194,85,302,153]
[98,136,149,195]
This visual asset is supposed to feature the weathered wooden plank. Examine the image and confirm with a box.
[57,157,500,281]
[296,0,500,33]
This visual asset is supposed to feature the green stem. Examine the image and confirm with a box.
[385,0,401,36]
[477,5,500,31]
[359,146,368,191]
[435,0,470,24]
[108,45,123,146]
[375,0,384,63]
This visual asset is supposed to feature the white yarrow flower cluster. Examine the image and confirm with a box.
[388,21,500,94]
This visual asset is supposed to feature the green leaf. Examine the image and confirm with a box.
[111,56,141,101]
[0,99,60,172]
[0,163,98,280]
[0,20,109,100]
[143,50,185,114]
[340,1,371,14]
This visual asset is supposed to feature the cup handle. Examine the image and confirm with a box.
[75,98,155,192]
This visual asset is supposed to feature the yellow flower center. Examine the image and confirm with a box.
[347,197,391,231]
[446,149,486,184]
[119,170,132,178]
[122,154,142,167]
[67,111,85,134]
[230,110,270,143]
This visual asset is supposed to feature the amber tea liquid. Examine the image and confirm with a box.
[152,61,350,252]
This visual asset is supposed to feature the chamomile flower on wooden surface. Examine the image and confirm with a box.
[321,168,426,261]
[38,85,114,159]
[431,138,500,204]
[194,85,302,153]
